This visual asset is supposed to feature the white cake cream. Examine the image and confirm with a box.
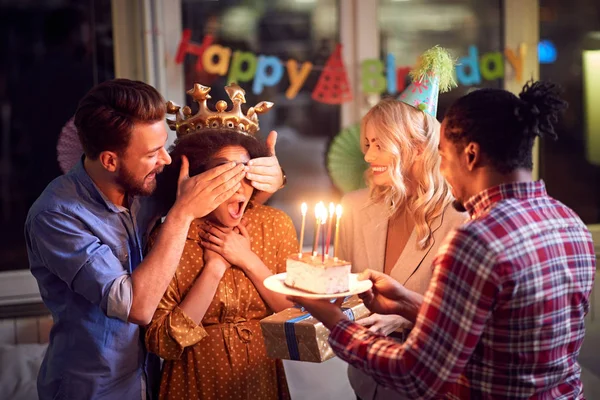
[284,253,351,294]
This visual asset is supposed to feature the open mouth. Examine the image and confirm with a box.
[146,167,163,181]
[227,200,246,220]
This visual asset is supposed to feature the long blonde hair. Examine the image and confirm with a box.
[361,98,453,250]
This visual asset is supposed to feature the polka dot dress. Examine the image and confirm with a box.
[145,204,298,400]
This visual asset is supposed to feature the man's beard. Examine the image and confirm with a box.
[452,199,467,213]
[116,164,162,197]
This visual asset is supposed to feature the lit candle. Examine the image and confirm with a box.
[333,204,343,259]
[321,207,327,263]
[298,202,307,257]
[325,202,335,257]
[312,203,322,257]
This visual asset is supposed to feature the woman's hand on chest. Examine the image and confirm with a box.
[199,219,260,271]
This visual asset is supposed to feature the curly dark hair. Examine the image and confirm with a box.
[443,80,568,174]
[156,129,269,210]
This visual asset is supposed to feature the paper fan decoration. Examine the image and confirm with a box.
[327,124,368,194]
[57,117,83,173]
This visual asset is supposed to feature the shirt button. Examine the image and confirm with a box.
[228,289,233,294]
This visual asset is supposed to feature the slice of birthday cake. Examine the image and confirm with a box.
[285,253,351,294]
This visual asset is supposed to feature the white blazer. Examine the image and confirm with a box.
[338,188,468,400]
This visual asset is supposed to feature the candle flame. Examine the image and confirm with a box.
[321,207,328,225]
[314,202,323,224]
[301,202,307,215]
[336,204,343,217]
[329,202,335,218]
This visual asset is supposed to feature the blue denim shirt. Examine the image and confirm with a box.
[24,160,162,400]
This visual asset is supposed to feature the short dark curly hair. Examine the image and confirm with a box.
[156,129,269,210]
[443,80,568,174]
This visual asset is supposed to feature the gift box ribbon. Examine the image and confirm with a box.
[284,297,355,361]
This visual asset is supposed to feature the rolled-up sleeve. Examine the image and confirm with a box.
[27,210,130,318]
[107,275,133,321]
[145,273,208,360]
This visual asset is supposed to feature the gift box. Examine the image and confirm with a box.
[260,295,370,363]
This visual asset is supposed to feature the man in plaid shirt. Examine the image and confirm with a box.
[292,81,596,399]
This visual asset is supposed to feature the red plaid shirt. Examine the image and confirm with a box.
[330,181,596,399]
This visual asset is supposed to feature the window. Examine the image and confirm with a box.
[377,0,504,118]
[0,1,114,271]
[539,0,600,226]
[176,0,341,232]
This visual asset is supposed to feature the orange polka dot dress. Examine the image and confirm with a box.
[145,204,298,400]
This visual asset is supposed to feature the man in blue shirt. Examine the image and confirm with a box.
[24,79,282,399]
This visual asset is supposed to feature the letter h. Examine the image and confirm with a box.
[175,29,214,72]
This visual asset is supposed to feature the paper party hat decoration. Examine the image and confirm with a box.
[398,46,457,117]
[312,43,353,105]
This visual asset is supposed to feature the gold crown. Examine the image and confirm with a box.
[166,83,273,138]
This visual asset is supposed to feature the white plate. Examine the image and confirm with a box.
[263,273,373,299]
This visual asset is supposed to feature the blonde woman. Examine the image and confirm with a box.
[339,98,468,400]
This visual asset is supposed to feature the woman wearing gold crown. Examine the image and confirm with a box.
[335,47,469,399]
[145,84,297,400]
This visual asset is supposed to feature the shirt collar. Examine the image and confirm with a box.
[464,180,547,219]
[187,219,204,241]
[186,219,240,241]
[71,158,139,214]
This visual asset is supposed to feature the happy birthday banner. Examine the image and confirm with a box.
[176,29,528,105]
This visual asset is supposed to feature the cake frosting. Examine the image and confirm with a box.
[284,253,351,294]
